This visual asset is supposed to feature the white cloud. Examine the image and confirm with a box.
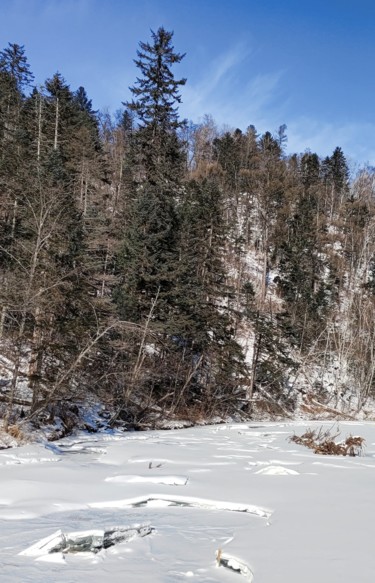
[180,43,286,134]
[181,50,375,167]
[287,117,375,168]
[180,42,250,120]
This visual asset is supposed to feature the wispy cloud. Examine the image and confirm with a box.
[180,43,286,134]
[287,117,375,168]
[181,48,375,168]
[180,42,250,119]
[239,70,286,125]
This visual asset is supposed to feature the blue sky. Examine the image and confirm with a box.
[1,0,375,167]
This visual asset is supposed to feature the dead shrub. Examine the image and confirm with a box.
[7,424,25,441]
[289,426,365,456]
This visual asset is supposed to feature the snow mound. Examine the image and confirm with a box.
[255,465,299,475]
[105,474,189,485]
[89,494,271,517]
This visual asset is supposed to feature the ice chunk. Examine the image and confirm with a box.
[20,524,153,557]
[216,549,254,581]
[19,530,66,556]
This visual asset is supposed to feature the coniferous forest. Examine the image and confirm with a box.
[1,29,375,433]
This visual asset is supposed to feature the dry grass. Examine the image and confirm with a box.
[7,424,25,441]
[289,426,365,456]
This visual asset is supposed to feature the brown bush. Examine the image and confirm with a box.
[7,424,25,441]
[289,426,365,456]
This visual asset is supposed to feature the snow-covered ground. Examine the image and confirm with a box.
[0,421,374,582]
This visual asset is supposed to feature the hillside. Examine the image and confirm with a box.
[1,32,375,440]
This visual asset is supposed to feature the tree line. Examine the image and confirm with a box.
[1,29,374,430]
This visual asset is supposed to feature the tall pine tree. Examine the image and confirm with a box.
[113,28,188,416]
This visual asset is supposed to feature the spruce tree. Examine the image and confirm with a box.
[321,146,349,219]
[274,153,333,350]
[113,28,188,414]
[1,70,104,423]
[116,27,186,322]
[0,43,34,90]
[126,26,186,185]
[0,43,34,341]
[176,176,245,412]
